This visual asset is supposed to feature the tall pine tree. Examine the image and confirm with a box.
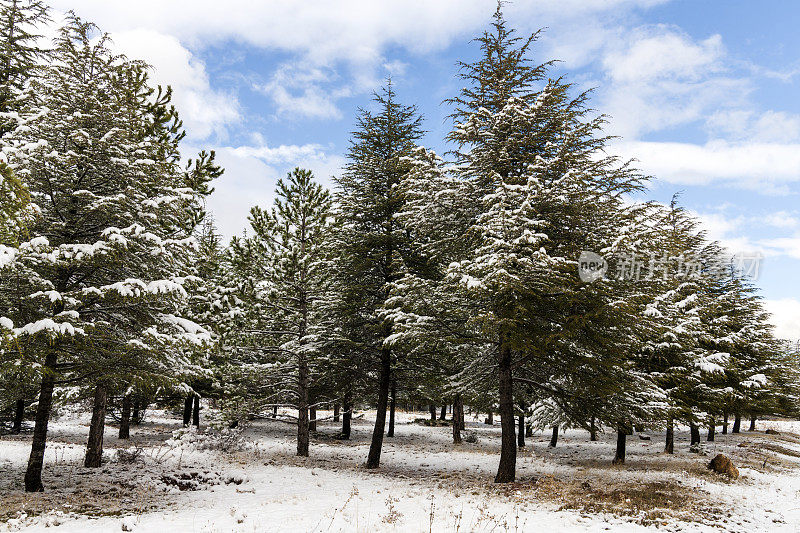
[3,15,216,489]
[332,82,423,468]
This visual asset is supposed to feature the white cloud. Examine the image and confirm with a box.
[53,1,665,58]
[540,21,617,69]
[602,31,723,83]
[707,110,800,143]
[763,211,800,229]
[383,60,409,77]
[765,298,800,340]
[593,24,800,152]
[689,207,800,264]
[221,142,327,164]
[253,63,350,120]
[760,237,800,260]
[704,109,754,140]
[752,111,800,143]
[52,0,667,122]
[614,140,800,187]
[688,209,768,261]
[205,149,275,239]
[596,27,750,138]
[604,77,748,139]
[692,210,742,241]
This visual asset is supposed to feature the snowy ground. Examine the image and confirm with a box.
[1,409,799,532]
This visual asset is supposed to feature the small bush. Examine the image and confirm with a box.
[464,431,479,443]
[166,426,248,454]
[116,446,143,463]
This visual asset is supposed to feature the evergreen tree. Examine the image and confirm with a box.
[0,0,48,138]
[2,15,215,490]
[0,1,47,420]
[330,82,424,468]
[393,6,656,479]
[222,168,332,456]
[637,200,719,451]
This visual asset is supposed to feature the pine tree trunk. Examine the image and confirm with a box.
[297,352,309,456]
[458,401,465,431]
[690,423,700,449]
[452,393,462,444]
[341,392,352,440]
[192,395,200,428]
[440,405,447,421]
[486,411,493,425]
[366,347,390,468]
[589,416,597,441]
[25,352,57,492]
[722,412,728,434]
[665,419,674,454]
[732,413,741,433]
[333,403,340,423]
[387,380,396,437]
[429,404,436,422]
[272,405,278,418]
[12,398,24,434]
[298,288,313,444]
[749,414,756,431]
[84,383,108,468]
[612,427,626,464]
[494,343,516,483]
[549,425,559,448]
[525,422,532,437]
[132,398,141,425]
[517,415,525,447]
[119,394,131,439]
[182,394,193,426]
[707,417,715,441]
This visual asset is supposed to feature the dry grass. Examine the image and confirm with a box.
[0,475,171,522]
[484,472,720,527]
[760,442,800,459]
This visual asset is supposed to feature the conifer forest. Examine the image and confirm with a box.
[1,1,799,531]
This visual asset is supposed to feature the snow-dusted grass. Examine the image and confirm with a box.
[2,409,799,532]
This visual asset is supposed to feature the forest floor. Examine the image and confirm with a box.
[1,408,799,532]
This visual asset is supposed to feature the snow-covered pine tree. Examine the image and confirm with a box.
[438,7,652,478]
[0,162,30,243]
[215,221,282,425]
[706,273,781,431]
[0,169,34,431]
[766,339,800,419]
[636,199,718,452]
[386,146,496,443]
[0,0,48,139]
[175,215,225,430]
[0,0,47,244]
[222,168,332,456]
[169,156,224,430]
[311,221,375,440]
[331,82,424,468]
[0,0,47,395]
[2,15,214,490]
[635,197,787,447]
[0,161,35,430]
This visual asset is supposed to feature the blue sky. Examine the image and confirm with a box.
[49,1,800,338]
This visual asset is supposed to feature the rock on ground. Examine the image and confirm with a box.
[708,453,739,479]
